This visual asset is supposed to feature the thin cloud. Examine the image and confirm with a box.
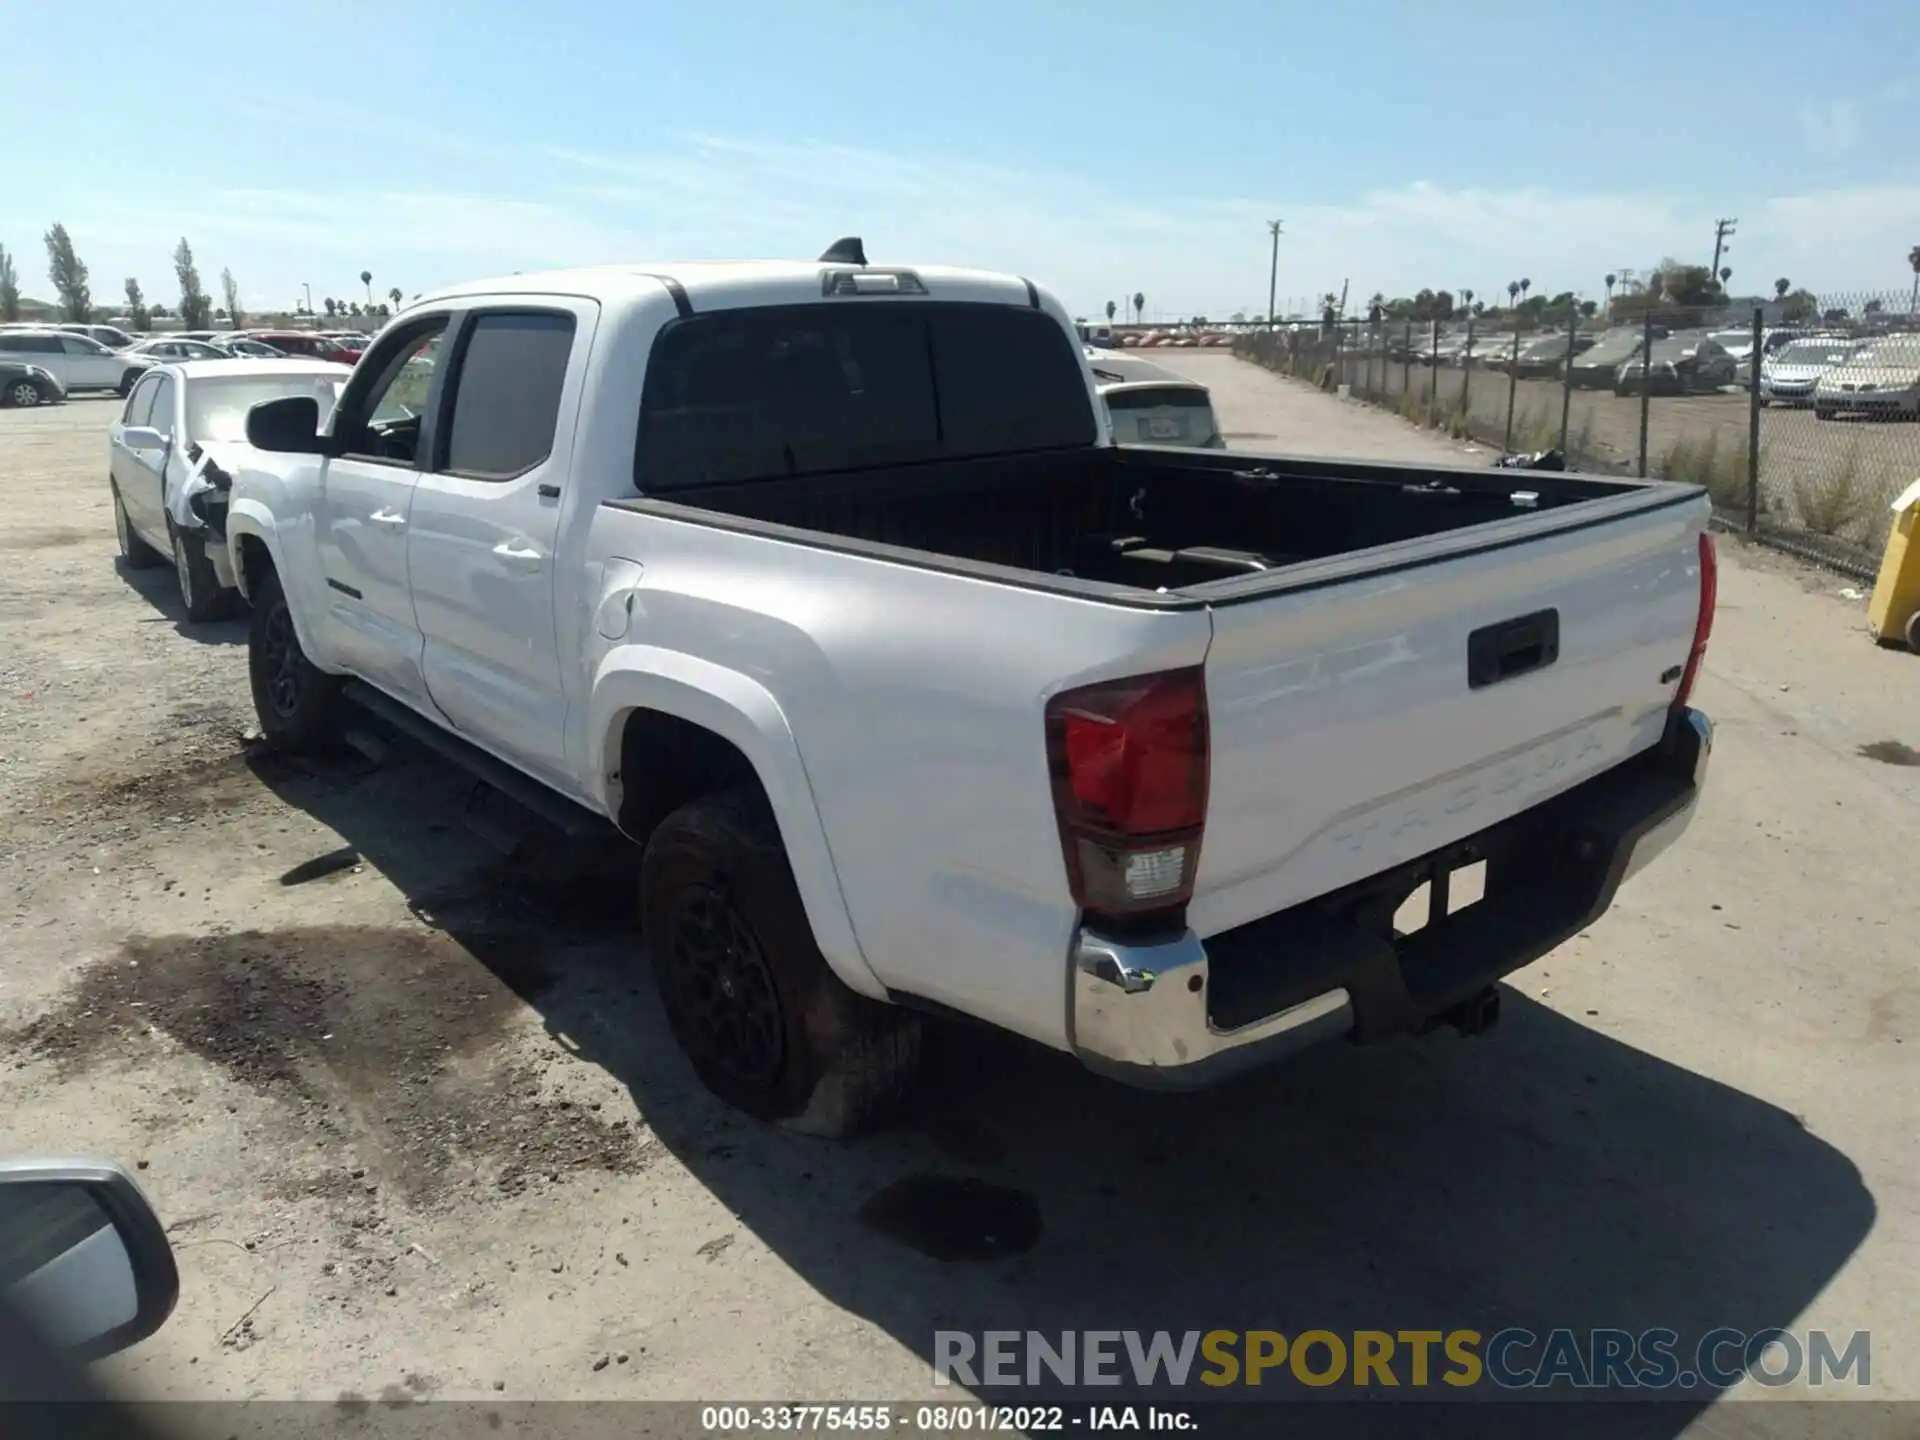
[1798,100,1861,158]
[20,130,1918,316]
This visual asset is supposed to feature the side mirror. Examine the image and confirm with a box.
[119,426,168,451]
[0,1160,179,1360]
[246,394,325,454]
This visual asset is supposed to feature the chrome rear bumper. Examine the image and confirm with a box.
[1070,708,1712,1090]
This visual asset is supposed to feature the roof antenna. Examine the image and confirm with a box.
[819,236,867,265]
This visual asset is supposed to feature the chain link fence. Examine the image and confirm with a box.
[1233,294,1920,577]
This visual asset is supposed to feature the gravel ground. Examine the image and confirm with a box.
[2,376,1917,1434]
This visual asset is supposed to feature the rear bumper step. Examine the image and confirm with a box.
[1070,706,1712,1089]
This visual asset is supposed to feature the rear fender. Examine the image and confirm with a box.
[588,646,884,1000]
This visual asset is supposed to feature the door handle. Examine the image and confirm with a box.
[369,508,407,527]
[1467,609,1560,689]
[492,540,545,568]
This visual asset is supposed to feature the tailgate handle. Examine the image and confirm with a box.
[1468,609,1559,688]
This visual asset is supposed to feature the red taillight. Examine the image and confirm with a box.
[1045,667,1209,925]
[1674,531,1717,709]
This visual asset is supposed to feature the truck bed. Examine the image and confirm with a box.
[613,444,1673,599]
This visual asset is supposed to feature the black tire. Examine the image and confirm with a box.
[111,483,164,569]
[169,521,234,623]
[247,568,341,748]
[117,369,142,398]
[3,377,44,408]
[641,787,922,1136]
[1815,408,1834,422]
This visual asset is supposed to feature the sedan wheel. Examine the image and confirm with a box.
[5,379,41,408]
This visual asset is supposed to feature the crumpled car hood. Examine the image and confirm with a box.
[168,440,246,532]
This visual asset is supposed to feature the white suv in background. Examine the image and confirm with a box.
[56,322,139,350]
[0,330,150,396]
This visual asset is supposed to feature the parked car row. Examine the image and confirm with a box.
[1347,320,1919,415]
[0,329,151,400]
[1806,334,1920,421]
[0,325,371,406]
[1614,332,1739,396]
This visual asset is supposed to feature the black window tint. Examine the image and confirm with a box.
[927,306,1094,454]
[636,303,1093,492]
[3,335,61,354]
[638,308,936,491]
[442,312,576,479]
[1103,386,1213,411]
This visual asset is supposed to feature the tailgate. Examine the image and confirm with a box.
[1190,490,1707,939]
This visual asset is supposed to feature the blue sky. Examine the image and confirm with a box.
[4,0,1917,320]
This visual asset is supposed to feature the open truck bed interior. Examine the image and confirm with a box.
[618,446,1661,596]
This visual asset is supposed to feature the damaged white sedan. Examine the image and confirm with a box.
[109,359,351,621]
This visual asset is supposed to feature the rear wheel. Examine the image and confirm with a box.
[4,378,43,408]
[112,484,164,569]
[641,787,922,1137]
[1815,407,1835,422]
[247,569,341,747]
[170,521,234,623]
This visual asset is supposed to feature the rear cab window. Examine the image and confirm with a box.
[635,302,1094,492]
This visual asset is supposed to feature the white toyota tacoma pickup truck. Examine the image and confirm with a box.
[220,241,1716,1134]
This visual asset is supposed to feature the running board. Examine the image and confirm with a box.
[339,681,617,841]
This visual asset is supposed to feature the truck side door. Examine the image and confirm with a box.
[406,303,588,786]
[311,314,453,707]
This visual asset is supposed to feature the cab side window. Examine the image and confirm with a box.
[438,312,576,480]
[333,320,449,466]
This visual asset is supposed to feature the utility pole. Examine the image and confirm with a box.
[1711,218,1738,285]
[1266,220,1283,331]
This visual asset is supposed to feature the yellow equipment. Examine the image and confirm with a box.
[1868,479,1920,651]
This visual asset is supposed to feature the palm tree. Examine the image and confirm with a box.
[1775,277,1791,300]
[1104,299,1116,323]
[360,269,373,307]
[1719,266,1732,293]
[1132,291,1145,324]
[388,286,402,310]
[1604,273,1617,312]
[1909,245,1920,313]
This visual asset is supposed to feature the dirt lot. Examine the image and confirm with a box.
[3,373,1918,1431]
